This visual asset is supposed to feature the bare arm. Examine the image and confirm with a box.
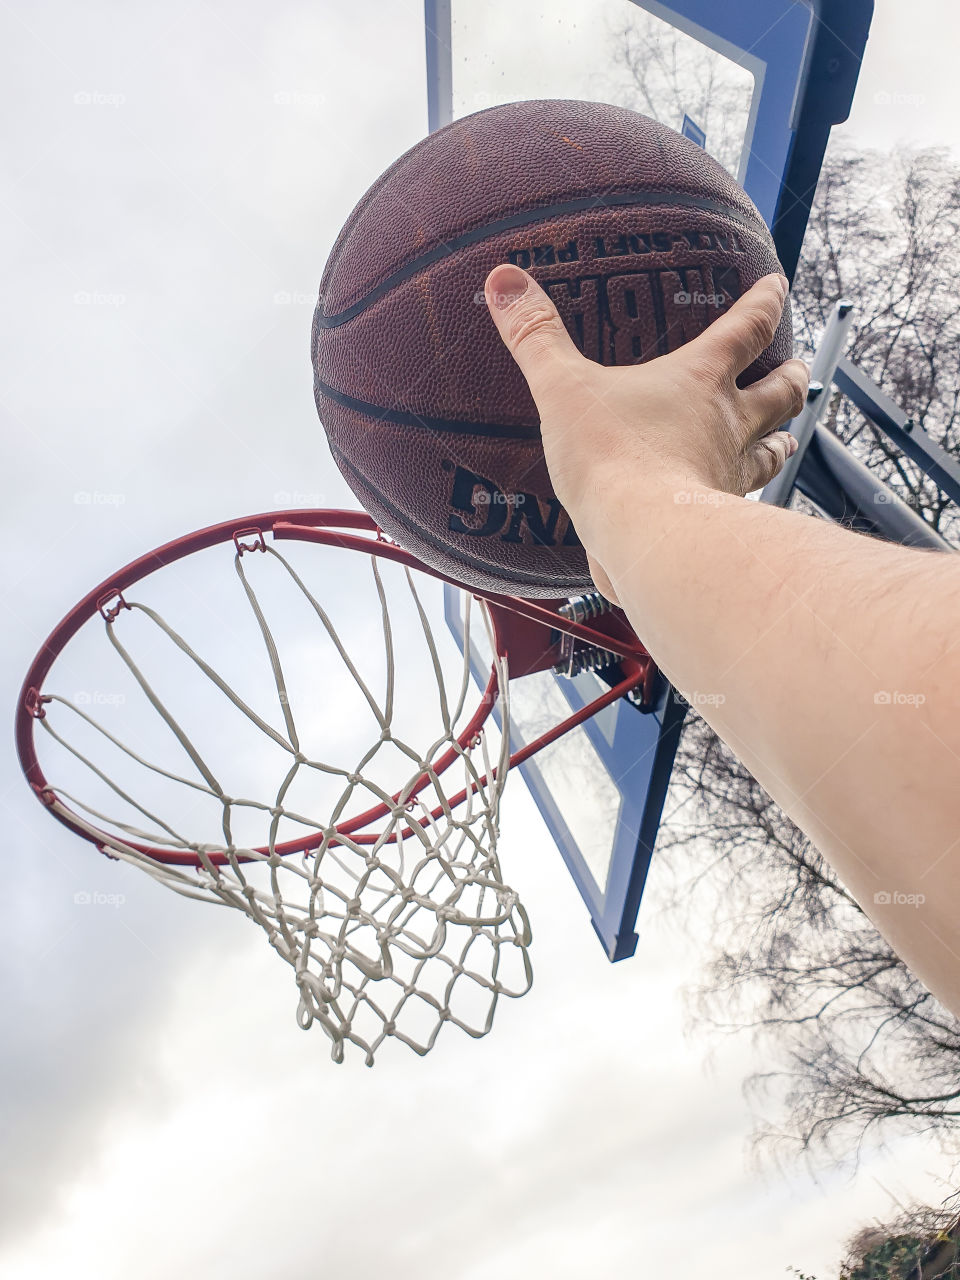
[485,264,960,1015]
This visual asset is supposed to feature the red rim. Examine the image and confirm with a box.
[16,509,656,865]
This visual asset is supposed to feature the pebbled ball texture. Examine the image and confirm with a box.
[312,99,792,598]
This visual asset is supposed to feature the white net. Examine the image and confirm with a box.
[31,536,533,1065]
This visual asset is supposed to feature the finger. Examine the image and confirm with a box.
[484,264,585,402]
[740,358,809,441]
[686,274,789,383]
[742,429,798,493]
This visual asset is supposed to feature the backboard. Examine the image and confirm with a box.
[424,0,873,278]
[426,0,872,960]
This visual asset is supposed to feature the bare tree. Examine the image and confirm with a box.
[610,20,960,1165]
[662,145,960,1165]
[661,711,960,1164]
[839,1204,960,1278]
[792,146,960,542]
[606,13,752,176]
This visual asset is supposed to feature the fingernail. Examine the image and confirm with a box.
[778,273,790,296]
[489,264,529,310]
[787,434,799,456]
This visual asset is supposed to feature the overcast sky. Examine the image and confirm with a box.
[3,1,959,1277]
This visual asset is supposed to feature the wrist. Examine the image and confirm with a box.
[568,462,722,550]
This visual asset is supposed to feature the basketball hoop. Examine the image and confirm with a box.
[17,510,658,1065]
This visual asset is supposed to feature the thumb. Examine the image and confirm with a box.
[484,264,585,404]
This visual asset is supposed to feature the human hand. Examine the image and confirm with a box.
[484,264,809,536]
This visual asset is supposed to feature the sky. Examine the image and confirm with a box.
[3,1,959,1277]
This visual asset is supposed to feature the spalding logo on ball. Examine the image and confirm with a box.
[311,99,792,598]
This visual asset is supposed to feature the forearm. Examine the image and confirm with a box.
[586,475,960,1009]
[482,262,960,1010]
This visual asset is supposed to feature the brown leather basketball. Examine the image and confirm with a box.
[312,99,791,598]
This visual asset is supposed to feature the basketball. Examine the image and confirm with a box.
[312,99,792,598]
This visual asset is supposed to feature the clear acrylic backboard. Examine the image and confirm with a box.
[426,0,872,957]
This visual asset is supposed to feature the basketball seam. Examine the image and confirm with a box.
[318,105,472,286]
[314,379,540,441]
[318,99,767,312]
[316,188,773,328]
